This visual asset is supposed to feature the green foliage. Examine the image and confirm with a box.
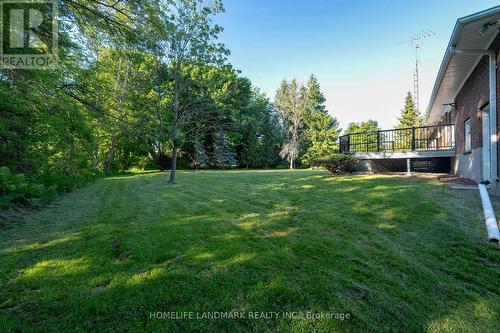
[344,120,381,152]
[0,0,287,208]
[345,119,380,134]
[238,89,283,168]
[304,74,328,118]
[315,154,359,174]
[397,92,423,128]
[275,78,307,169]
[193,136,209,169]
[302,112,340,164]
[301,75,339,165]
[0,167,57,209]
[274,74,340,167]
[1,1,337,209]
[212,130,237,168]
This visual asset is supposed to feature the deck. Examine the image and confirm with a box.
[339,124,455,159]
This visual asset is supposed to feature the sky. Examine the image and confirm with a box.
[215,0,500,130]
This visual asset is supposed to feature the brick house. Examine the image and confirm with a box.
[425,6,500,191]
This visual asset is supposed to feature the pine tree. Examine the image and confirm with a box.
[193,136,208,170]
[212,130,237,168]
[301,74,340,164]
[304,74,327,117]
[397,92,423,128]
[302,112,340,164]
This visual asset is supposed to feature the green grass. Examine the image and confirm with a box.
[0,170,499,332]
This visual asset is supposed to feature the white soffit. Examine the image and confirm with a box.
[426,6,500,125]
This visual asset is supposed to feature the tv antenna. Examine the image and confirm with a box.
[398,30,435,113]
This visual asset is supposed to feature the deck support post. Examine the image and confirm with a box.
[406,158,411,175]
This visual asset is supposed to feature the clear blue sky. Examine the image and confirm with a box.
[216,0,499,130]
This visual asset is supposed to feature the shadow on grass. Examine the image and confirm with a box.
[0,171,499,332]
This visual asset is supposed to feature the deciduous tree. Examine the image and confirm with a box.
[275,79,306,169]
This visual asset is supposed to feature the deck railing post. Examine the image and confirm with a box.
[377,131,381,152]
[436,125,440,150]
[411,127,416,150]
[347,135,350,152]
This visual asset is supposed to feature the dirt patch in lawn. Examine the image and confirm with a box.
[357,172,477,185]
[437,175,477,185]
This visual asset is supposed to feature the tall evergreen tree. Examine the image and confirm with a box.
[397,92,423,128]
[302,74,339,164]
[212,130,237,168]
[304,74,327,117]
[302,112,340,164]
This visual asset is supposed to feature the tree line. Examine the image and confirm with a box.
[0,0,424,208]
[0,0,341,208]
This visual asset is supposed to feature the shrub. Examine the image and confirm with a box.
[156,153,172,171]
[0,166,57,209]
[315,154,359,174]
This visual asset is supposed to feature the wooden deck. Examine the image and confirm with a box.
[339,124,455,159]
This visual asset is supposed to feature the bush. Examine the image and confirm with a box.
[0,166,57,209]
[155,153,172,171]
[315,154,359,174]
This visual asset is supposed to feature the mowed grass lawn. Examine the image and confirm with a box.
[1,170,499,332]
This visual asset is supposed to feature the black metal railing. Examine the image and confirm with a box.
[339,124,455,153]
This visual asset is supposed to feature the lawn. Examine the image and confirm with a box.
[0,170,499,332]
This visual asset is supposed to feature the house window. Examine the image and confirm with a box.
[464,118,471,152]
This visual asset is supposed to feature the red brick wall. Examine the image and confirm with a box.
[452,33,500,179]
[454,57,489,153]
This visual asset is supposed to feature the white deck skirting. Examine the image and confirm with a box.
[353,149,455,160]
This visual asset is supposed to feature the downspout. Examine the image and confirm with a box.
[449,47,497,184]
[478,181,500,242]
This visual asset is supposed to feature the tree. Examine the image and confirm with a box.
[236,89,282,168]
[397,92,423,128]
[212,130,237,168]
[304,74,327,117]
[193,135,208,170]
[275,79,306,169]
[258,102,283,168]
[345,120,380,134]
[302,112,340,164]
[0,0,305,210]
[301,74,339,164]
[157,0,228,184]
[344,120,381,152]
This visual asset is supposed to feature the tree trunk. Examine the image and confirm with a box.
[169,98,179,183]
[170,140,177,183]
[289,157,293,169]
[169,64,181,184]
[92,145,99,171]
[105,136,117,174]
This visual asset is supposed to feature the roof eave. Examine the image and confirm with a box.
[425,5,500,123]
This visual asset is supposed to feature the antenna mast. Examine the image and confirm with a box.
[413,44,420,112]
[399,30,435,113]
